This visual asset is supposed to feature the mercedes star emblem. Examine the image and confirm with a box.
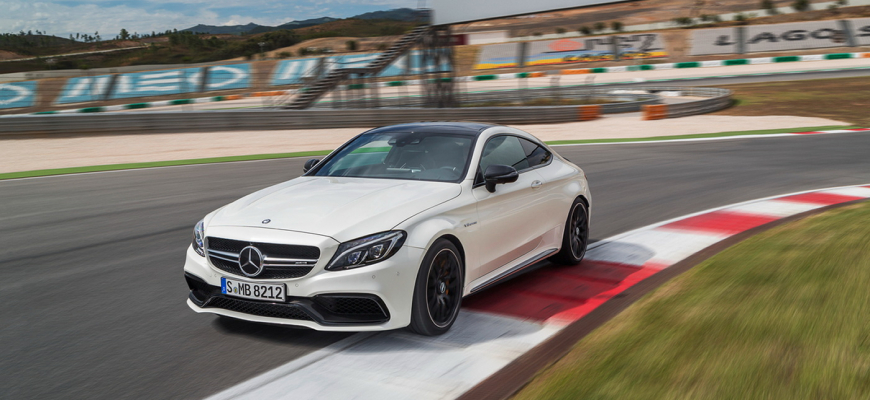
[238,246,265,277]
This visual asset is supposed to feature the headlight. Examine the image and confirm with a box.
[326,231,406,271]
[192,220,205,257]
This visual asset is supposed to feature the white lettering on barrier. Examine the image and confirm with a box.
[137,71,183,92]
[0,83,31,105]
[207,66,246,89]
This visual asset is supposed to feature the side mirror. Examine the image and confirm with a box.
[484,164,519,193]
[303,159,320,173]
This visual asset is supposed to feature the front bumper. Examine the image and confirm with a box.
[183,241,424,331]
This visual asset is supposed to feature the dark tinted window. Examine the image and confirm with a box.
[479,136,529,174]
[518,137,552,167]
[476,135,553,184]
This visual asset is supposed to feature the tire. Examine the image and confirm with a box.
[409,238,464,336]
[552,197,590,265]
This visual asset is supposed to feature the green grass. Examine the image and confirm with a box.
[545,125,857,145]
[514,201,870,400]
[0,150,331,180]
[0,125,861,181]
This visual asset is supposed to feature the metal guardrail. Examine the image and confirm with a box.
[647,87,733,118]
[0,87,732,136]
[326,86,661,110]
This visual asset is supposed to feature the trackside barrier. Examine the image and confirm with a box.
[643,104,667,120]
[642,87,733,119]
[578,105,601,121]
[0,87,731,135]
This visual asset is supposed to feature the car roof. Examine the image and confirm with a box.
[365,122,497,137]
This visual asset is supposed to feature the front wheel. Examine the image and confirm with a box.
[552,198,589,265]
[409,239,464,336]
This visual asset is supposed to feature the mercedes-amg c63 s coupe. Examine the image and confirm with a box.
[184,122,590,335]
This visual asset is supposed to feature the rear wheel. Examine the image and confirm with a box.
[409,239,463,336]
[552,198,589,265]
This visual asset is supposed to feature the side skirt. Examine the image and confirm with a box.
[468,248,558,294]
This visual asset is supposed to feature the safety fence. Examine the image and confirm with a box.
[0,86,730,136]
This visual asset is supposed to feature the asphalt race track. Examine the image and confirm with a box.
[3,132,870,399]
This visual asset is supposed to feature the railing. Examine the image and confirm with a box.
[0,86,732,136]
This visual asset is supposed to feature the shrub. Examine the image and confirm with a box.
[673,17,694,26]
[278,51,292,59]
[733,13,748,24]
[792,0,811,12]
[761,0,779,15]
[578,26,592,35]
[593,22,606,31]
[611,21,624,31]
[346,40,358,51]
[556,28,566,34]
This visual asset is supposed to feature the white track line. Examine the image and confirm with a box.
[3,128,867,182]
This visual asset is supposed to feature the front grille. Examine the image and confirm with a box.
[204,297,313,321]
[315,296,386,316]
[205,236,320,280]
[207,237,320,259]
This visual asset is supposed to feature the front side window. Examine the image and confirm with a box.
[518,137,552,168]
[311,131,474,182]
[479,136,529,174]
[476,136,552,183]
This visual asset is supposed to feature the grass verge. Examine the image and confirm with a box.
[513,201,870,400]
[716,76,870,127]
[0,150,331,180]
[0,125,860,181]
[545,125,856,145]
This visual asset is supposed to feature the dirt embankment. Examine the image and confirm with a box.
[0,50,24,60]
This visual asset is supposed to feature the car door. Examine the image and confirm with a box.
[471,135,550,280]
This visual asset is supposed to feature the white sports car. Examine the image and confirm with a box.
[184,122,590,335]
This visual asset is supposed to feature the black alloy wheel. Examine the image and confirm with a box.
[553,197,590,265]
[410,239,463,335]
[426,248,462,327]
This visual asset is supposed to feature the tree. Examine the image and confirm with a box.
[611,21,624,31]
[119,28,130,40]
[578,26,592,35]
[594,22,606,31]
[761,0,778,15]
[346,40,358,51]
[792,0,811,12]
[673,17,694,26]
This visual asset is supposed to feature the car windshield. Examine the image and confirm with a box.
[312,131,475,182]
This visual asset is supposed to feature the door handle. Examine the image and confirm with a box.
[531,180,543,189]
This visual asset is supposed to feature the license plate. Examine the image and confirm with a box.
[221,277,286,302]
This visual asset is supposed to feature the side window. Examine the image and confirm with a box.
[478,136,529,177]
[518,137,552,168]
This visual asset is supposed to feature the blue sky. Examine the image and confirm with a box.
[0,0,418,38]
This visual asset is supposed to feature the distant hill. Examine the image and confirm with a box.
[352,8,428,21]
[181,8,424,35]
[183,23,261,35]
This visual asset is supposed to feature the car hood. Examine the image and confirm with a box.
[209,177,462,242]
